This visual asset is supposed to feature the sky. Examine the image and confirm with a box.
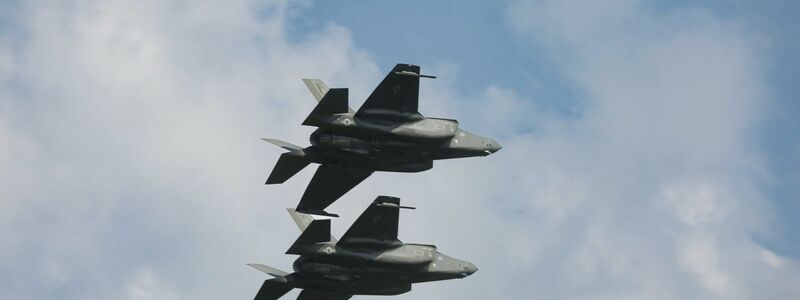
[1,0,799,299]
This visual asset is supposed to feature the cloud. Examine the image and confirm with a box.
[2,0,799,299]
[0,0,376,299]
[125,269,178,300]
[406,0,800,298]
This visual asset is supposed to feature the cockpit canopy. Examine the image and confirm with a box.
[389,118,459,140]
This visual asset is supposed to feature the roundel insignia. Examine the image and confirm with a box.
[323,247,334,254]
[342,118,352,126]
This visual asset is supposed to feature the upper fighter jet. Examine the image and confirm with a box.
[264,64,501,216]
[247,196,478,300]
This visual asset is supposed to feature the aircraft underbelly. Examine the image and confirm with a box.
[314,147,434,172]
[298,270,411,294]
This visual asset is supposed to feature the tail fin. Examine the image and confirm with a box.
[302,88,351,126]
[287,208,338,242]
[286,219,331,255]
[287,208,315,231]
[263,139,310,184]
[303,79,355,114]
[253,278,293,300]
[302,79,330,102]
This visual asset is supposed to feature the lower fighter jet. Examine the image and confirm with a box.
[247,196,478,299]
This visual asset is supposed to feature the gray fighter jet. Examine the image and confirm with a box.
[247,196,478,300]
[264,64,501,216]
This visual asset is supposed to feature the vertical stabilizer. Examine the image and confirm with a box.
[286,219,331,255]
[302,88,350,126]
[287,208,338,242]
[302,79,355,114]
[302,79,330,102]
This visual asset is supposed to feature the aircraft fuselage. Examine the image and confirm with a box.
[285,245,477,296]
[306,116,501,172]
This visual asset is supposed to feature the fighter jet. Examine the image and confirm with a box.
[264,64,501,216]
[247,196,478,300]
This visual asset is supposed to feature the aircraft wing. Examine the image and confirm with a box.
[295,165,373,217]
[297,290,351,300]
[338,196,412,246]
[355,64,433,119]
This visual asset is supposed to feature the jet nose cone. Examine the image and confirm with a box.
[483,139,502,155]
[467,263,479,275]
[460,262,479,277]
[490,141,502,153]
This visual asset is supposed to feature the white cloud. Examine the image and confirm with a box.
[0,0,376,299]
[426,0,800,298]
[125,270,178,300]
[2,0,799,299]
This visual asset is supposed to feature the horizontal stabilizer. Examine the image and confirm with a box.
[287,219,331,255]
[262,138,304,152]
[266,152,310,184]
[247,264,289,278]
[254,278,293,300]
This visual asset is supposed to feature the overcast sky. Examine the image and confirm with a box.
[1,0,799,299]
